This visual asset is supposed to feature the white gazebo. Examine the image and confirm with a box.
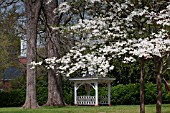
[69,76,115,106]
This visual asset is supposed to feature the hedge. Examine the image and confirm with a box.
[0,89,25,107]
[110,83,170,105]
[0,83,170,107]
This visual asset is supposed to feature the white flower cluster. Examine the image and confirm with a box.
[30,61,43,69]
[58,2,70,13]
[53,2,70,14]
[33,1,170,78]
[46,0,52,4]
[155,4,170,26]
[71,18,106,32]
[126,8,148,21]
[90,0,101,3]
[45,57,59,69]
[58,46,115,77]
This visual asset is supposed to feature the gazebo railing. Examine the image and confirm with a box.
[99,96,108,104]
[77,96,108,105]
[77,96,95,105]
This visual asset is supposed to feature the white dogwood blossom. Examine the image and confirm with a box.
[46,0,52,4]
[90,0,101,3]
[58,2,70,13]
[30,61,43,69]
[32,1,170,78]
[155,4,170,26]
[52,2,70,14]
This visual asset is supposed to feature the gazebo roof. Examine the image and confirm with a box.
[69,77,115,83]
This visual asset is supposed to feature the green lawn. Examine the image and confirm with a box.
[0,105,169,113]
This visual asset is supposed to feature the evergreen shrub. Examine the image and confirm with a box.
[0,89,25,107]
[110,83,170,105]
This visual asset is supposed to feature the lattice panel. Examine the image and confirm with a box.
[77,96,96,105]
[99,96,108,104]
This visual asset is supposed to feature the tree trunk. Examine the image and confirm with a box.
[44,34,65,106]
[140,58,145,113]
[43,0,65,106]
[45,68,64,106]
[155,57,163,113]
[22,0,41,109]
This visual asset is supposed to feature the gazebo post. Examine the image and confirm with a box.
[74,82,77,105]
[95,82,99,106]
[108,82,111,106]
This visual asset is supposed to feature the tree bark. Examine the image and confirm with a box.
[43,0,65,106]
[44,33,65,106]
[22,0,41,109]
[155,57,163,113]
[140,58,145,113]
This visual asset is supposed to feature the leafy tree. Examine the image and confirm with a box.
[0,3,21,84]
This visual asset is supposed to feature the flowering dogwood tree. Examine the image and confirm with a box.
[33,0,170,112]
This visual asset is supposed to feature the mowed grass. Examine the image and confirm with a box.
[0,104,170,113]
